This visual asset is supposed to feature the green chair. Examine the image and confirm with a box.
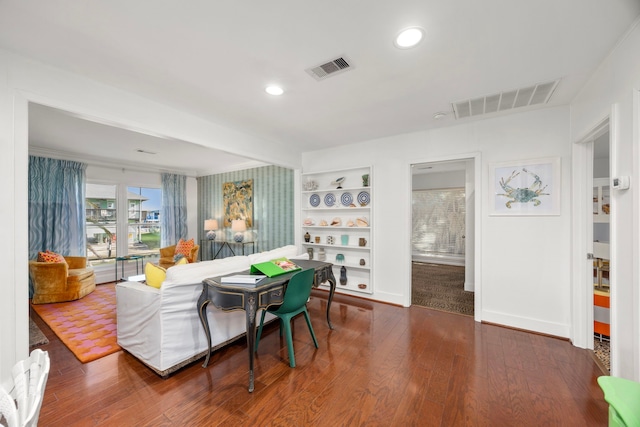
[598,375,640,426]
[255,268,319,367]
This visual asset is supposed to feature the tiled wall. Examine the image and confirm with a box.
[197,165,294,256]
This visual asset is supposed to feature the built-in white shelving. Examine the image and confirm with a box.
[301,166,373,295]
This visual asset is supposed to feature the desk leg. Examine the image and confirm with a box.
[245,294,257,392]
[325,269,337,330]
[198,287,213,368]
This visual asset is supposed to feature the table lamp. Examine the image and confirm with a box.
[231,219,246,242]
[204,219,218,240]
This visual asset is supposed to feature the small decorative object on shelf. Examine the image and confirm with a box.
[335,253,345,264]
[327,235,334,245]
[358,283,367,289]
[315,236,320,243]
[303,218,314,226]
[304,178,319,191]
[356,217,369,227]
[359,237,367,247]
[330,217,341,226]
[362,174,369,187]
[341,235,349,245]
[340,266,347,286]
[331,177,345,189]
[360,258,366,266]
[304,231,311,242]
[307,247,314,259]
[318,248,326,261]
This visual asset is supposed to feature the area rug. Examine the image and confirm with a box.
[31,284,121,363]
[412,261,474,316]
[29,317,49,347]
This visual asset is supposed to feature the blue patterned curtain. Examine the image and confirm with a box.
[161,173,188,247]
[29,156,87,296]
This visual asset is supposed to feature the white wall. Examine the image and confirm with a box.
[570,18,640,380]
[302,106,572,337]
[0,49,301,384]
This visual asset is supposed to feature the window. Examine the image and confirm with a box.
[127,186,162,256]
[412,188,465,255]
[85,184,162,262]
[86,183,118,261]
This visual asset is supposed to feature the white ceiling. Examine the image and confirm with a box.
[1,1,638,174]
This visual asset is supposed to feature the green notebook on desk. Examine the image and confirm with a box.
[250,257,301,277]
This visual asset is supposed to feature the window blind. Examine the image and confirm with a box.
[412,188,465,255]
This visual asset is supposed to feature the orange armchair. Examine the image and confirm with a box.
[158,244,199,269]
[29,256,96,304]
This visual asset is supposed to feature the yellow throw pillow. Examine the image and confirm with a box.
[175,238,195,259]
[173,257,188,266]
[145,262,166,289]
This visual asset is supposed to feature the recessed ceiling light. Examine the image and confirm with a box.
[394,27,424,49]
[265,85,284,96]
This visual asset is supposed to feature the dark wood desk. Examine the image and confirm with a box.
[197,259,336,392]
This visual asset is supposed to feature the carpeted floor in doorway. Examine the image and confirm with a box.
[412,261,474,316]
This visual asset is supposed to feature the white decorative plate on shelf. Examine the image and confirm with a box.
[357,191,370,206]
[340,192,353,206]
[324,193,336,207]
[309,194,320,207]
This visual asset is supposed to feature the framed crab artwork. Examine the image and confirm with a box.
[489,157,560,216]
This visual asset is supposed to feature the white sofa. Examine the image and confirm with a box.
[116,245,304,377]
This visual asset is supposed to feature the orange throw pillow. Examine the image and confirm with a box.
[37,250,66,263]
[174,238,195,260]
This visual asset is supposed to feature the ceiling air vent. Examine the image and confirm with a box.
[305,57,352,81]
[452,79,559,120]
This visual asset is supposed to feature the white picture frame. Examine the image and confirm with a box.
[489,157,561,216]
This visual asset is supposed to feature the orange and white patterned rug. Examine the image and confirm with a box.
[31,283,121,363]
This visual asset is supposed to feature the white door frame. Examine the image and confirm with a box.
[571,119,607,349]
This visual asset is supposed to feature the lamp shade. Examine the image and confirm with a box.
[204,219,218,231]
[231,219,247,232]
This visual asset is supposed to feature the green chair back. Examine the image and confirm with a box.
[598,375,640,427]
[255,268,319,368]
[270,268,315,314]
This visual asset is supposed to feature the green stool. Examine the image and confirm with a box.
[598,376,640,426]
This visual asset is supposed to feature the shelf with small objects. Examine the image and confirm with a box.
[302,166,372,295]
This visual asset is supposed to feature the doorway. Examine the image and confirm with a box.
[573,117,611,372]
[592,129,611,371]
[411,159,475,316]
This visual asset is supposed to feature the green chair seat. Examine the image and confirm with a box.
[598,375,640,427]
[255,268,318,368]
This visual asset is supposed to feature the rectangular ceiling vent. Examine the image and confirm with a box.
[305,57,352,81]
[452,79,560,120]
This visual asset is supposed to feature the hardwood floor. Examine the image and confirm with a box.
[31,290,609,426]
